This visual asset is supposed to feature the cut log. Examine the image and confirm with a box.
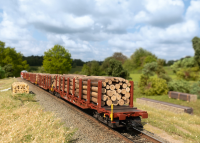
[126,87,130,92]
[111,95,117,101]
[112,100,118,106]
[121,89,126,94]
[119,82,122,86]
[115,84,120,89]
[118,99,124,106]
[124,99,130,105]
[82,95,97,103]
[106,100,112,106]
[117,89,121,93]
[125,92,130,98]
[116,93,121,100]
[127,83,131,87]
[106,90,113,97]
[122,96,126,100]
[122,84,127,88]
[108,80,112,85]
[106,85,110,89]
[110,85,115,90]
[102,95,108,101]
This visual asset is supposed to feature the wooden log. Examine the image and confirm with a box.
[127,83,131,87]
[82,86,106,93]
[116,93,121,100]
[119,82,122,86]
[111,95,117,101]
[110,85,115,90]
[106,90,113,97]
[122,84,127,88]
[125,92,130,98]
[115,84,120,89]
[106,100,112,106]
[118,99,124,106]
[102,95,108,101]
[126,87,130,92]
[117,89,121,93]
[112,100,118,106]
[124,99,130,105]
[106,85,110,89]
[122,96,127,100]
[121,89,126,94]
[108,80,112,85]
[82,95,97,103]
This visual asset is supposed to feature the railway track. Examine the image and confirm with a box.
[19,78,169,143]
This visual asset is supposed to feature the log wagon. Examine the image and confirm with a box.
[22,72,148,129]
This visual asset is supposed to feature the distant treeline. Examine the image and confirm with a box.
[23,55,103,67]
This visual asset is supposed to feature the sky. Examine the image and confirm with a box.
[0,0,200,62]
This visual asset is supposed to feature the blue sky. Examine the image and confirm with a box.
[0,0,200,61]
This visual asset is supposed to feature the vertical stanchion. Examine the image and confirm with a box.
[129,81,133,108]
[97,80,102,112]
[79,79,82,105]
[62,76,65,97]
[59,76,61,92]
[87,79,91,107]
[55,76,57,91]
[67,78,70,96]
[72,78,75,98]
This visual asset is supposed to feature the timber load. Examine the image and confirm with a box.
[27,73,132,106]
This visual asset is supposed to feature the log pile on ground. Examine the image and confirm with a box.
[11,82,29,94]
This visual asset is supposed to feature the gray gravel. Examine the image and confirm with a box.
[18,78,126,143]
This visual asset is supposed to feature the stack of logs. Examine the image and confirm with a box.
[11,82,29,94]
[48,74,131,106]
[74,76,131,106]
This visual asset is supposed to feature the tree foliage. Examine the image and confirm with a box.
[22,55,43,66]
[176,67,199,81]
[43,45,72,74]
[112,52,127,64]
[81,61,102,76]
[0,66,5,79]
[0,41,29,77]
[168,80,190,93]
[139,76,168,96]
[3,64,14,77]
[192,36,200,66]
[106,59,130,79]
[190,81,200,99]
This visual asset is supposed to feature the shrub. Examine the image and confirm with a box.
[190,81,200,99]
[142,62,157,76]
[176,67,199,81]
[168,80,190,93]
[139,76,168,96]
[158,73,172,83]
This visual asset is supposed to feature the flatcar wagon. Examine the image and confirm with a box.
[22,72,148,129]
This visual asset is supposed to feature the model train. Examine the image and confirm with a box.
[21,72,148,129]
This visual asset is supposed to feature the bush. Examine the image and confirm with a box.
[139,76,168,96]
[190,81,200,99]
[106,59,130,79]
[168,80,190,93]
[3,64,14,77]
[158,73,172,83]
[176,67,199,81]
[142,62,157,76]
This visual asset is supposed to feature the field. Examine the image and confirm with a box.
[0,78,74,142]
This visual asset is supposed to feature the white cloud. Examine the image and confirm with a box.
[0,0,199,62]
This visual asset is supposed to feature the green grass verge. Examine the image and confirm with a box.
[0,78,76,142]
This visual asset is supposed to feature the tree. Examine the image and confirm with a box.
[106,59,130,79]
[112,52,127,64]
[192,36,200,66]
[3,64,14,77]
[0,41,29,77]
[81,61,102,76]
[0,66,5,79]
[43,45,72,74]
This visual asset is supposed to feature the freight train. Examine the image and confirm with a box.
[21,72,148,129]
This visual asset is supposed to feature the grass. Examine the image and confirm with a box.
[136,102,200,142]
[0,78,75,142]
[69,66,83,73]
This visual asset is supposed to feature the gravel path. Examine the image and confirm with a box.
[18,78,127,143]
